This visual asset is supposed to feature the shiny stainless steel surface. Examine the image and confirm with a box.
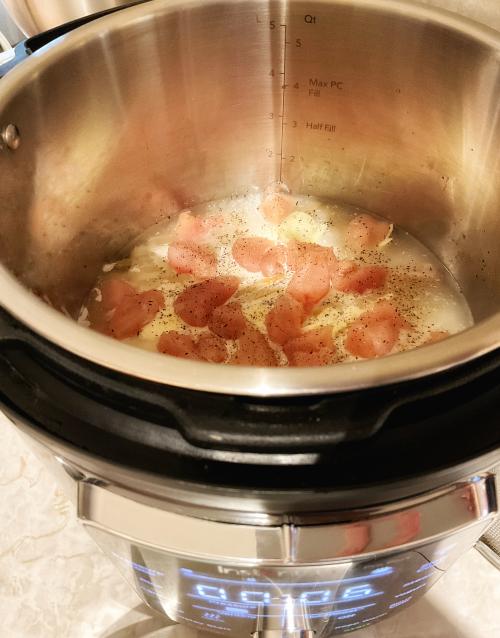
[1,0,145,36]
[252,598,314,638]
[419,1,500,31]
[78,474,497,634]
[0,121,19,149]
[89,521,492,635]
[1,0,500,396]
[3,0,500,36]
[78,475,496,562]
[9,413,499,635]
[12,414,500,524]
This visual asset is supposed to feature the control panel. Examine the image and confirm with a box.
[88,521,487,635]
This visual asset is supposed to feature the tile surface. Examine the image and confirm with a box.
[0,413,499,638]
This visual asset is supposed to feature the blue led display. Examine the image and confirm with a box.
[196,585,228,601]
[299,590,331,603]
[389,595,413,609]
[395,583,427,597]
[179,567,393,588]
[173,551,444,634]
[222,607,251,617]
[363,612,388,623]
[341,584,375,601]
[191,602,378,621]
[416,562,436,574]
[111,552,164,577]
[201,611,224,622]
[110,544,451,634]
[177,562,399,629]
[189,583,381,607]
[336,621,361,630]
[369,567,394,576]
[241,591,272,604]
[403,573,435,588]
[139,576,163,589]
[308,603,376,619]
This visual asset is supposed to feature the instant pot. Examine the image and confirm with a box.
[0,1,499,635]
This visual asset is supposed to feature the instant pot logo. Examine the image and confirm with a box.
[216,565,290,578]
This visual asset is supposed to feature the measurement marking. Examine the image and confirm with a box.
[279,23,287,182]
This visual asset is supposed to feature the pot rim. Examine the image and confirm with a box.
[1,0,500,397]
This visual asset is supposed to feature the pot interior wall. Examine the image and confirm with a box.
[0,0,499,318]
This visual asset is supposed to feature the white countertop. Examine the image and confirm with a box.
[1,412,499,638]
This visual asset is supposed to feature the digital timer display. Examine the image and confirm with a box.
[182,565,392,619]
[90,521,485,636]
[109,547,450,633]
[171,549,450,633]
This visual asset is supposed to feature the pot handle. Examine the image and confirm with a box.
[167,351,500,451]
[0,0,153,79]
[2,302,499,453]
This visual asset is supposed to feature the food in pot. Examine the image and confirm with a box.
[82,188,473,366]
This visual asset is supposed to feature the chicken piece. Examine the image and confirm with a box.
[287,241,333,309]
[174,211,205,242]
[231,327,278,366]
[232,237,275,272]
[332,260,388,294]
[174,211,223,242]
[208,301,247,340]
[261,192,295,225]
[260,245,288,277]
[100,278,136,310]
[197,332,228,363]
[283,327,336,367]
[174,276,239,327]
[158,330,227,363]
[157,331,201,360]
[168,240,217,278]
[345,300,410,359]
[90,278,164,340]
[345,213,392,250]
[287,241,336,272]
[265,294,306,345]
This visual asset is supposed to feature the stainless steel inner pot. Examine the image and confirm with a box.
[3,0,500,36]
[0,0,500,396]
[0,0,140,36]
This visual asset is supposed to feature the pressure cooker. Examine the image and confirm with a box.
[0,0,499,635]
